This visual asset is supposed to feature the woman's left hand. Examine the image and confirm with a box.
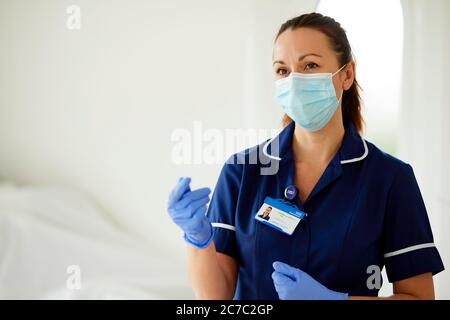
[271,261,349,300]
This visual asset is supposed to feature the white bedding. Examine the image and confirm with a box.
[0,183,192,299]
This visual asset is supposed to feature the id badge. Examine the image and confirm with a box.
[254,196,306,236]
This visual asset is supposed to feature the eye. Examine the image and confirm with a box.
[304,62,319,71]
[275,68,288,76]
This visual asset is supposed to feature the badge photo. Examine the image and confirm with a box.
[254,196,306,236]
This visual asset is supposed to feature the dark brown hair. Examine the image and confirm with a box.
[275,12,364,133]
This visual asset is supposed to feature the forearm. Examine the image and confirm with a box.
[349,272,436,300]
[349,294,434,300]
[187,240,233,300]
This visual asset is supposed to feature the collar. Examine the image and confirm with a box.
[262,119,368,164]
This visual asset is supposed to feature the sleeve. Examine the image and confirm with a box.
[206,155,243,261]
[382,163,445,283]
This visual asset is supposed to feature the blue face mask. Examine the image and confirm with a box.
[275,64,346,131]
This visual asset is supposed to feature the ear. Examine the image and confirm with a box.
[342,61,356,91]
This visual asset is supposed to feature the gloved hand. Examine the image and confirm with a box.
[167,177,213,249]
[272,261,348,300]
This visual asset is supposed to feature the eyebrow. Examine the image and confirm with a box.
[272,53,323,66]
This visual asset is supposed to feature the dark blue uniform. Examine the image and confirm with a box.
[206,119,444,299]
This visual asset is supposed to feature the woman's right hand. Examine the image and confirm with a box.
[167,177,213,249]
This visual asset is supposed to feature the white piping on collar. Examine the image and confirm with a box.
[262,136,282,161]
[262,133,369,164]
[340,136,369,164]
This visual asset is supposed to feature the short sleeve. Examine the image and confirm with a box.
[206,155,243,261]
[382,163,445,283]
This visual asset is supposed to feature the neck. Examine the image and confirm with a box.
[292,111,345,165]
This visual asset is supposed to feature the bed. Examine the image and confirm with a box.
[0,182,192,299]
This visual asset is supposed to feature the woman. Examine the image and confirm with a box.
[167,13,444,300]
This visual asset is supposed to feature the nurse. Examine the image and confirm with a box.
[167,12,444,299]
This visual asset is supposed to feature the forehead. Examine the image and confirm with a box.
[273,27,332,59]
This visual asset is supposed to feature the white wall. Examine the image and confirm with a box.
[399,0,450,299]
[0,0,317,271]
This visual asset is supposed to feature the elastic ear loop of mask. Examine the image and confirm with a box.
[333,63,347,104]
[332,63,347,77]
[338,90,344,104]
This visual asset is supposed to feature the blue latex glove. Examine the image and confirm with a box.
[272,261,348,300]
[167,177,213,249]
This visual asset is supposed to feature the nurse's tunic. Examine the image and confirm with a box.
[206,119,444,299]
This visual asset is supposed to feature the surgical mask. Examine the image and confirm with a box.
[275,64,346,131]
